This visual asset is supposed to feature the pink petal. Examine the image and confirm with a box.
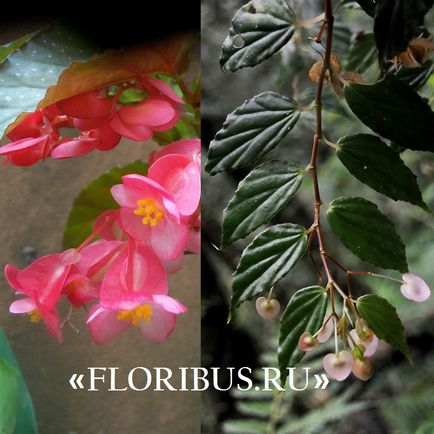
[0,136,49,166]
[7,111,43,141]
[57,91,114,119]
[117,98,177,127]
[401,272,431,302]
[71,116,109,130]
[87,305,131,345]
[77,240,125,277]
[150,217,189,262]
[111,174,168,208]
[148,155,201,217]
[4,264,22,290]
[63,275,98,307]
[163,253,185,274]
[118,207,152,243]
[152,294,188,314]
[16,254,70,308]
[149,108,180,132]
[36,301,63,343]
[94,209,126,241]
[51,137,98,159]
[150,138,200,163]
[317,318,334,344]
[138,305,176,343]
[92,125,121,151]
[123,242,168,295]
[9,298,36,314]
[109,112,153,141]
[323,351,354,381]
[144,77,184,104]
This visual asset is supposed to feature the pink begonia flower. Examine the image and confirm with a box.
[63,240,125,307]
[0,108,61,166]
[111,174,189,261]
[323,351,354,381]
[87,241,186,344]
[0,136,51,166]
[4,251,79,342]
[348,329,379,357]
[148,153,201,218]
[51,125,121,159]
[400,272,431,302]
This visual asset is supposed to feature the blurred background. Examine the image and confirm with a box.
[202,1,434,433]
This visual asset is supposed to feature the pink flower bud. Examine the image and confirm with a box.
[298,331,319,351]
[323,351,354,381]
[401,273,431,302]
[317,318,334,343]
[352,358,374,381]
[255,297,280,320]
[348,329,378,357]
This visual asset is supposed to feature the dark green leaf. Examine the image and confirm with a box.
[356,0,376,16]
[374,0,433,62]
[220,0,296,72]
[346,32,377,73]
[0,23,94,138]
[230,223,307,320]
[357,294,412,361]
[394,60,434,90]
[206,92,300,174]
[0,357,18,434]
[344,75,434,152]
[221,161,304,248]
[0,330,37,434]
[327,196,408,272]
[337,134,428,210]
[278,286,327,384]
[63,161,148,249]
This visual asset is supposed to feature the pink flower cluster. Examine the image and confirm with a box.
[4,139,201,344]
[0,76,183,166]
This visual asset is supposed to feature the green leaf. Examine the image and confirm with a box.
[0,357,19,434]
[394,60,434,90]
[206,92,300,174]
[0,32,38,65]
[221,161,304,249]
[220,0,296,72]
[357,294,412,362]
[278,286,327,384]
[327,196,408,272]
[346,32,377,73]
[336,134,428,210]
[0,330,37,434]
[63,161,148,249]
[344,75,434,152]
[374,0,433,62]
[0,23,94,138]
[230,223,307,320]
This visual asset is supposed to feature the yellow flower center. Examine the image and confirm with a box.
[117,304,153,326]
[133,198,164,227]
[28,310,42,323]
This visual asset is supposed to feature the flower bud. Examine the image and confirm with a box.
[317,318,334,343]
[255,296,280,320]
[323,351,354,381]
[298,331,319,351]
[352,358,374,381]
[348,329,378,357]
[401,273,431,302]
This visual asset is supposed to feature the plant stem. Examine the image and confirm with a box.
[308,0,334,286]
